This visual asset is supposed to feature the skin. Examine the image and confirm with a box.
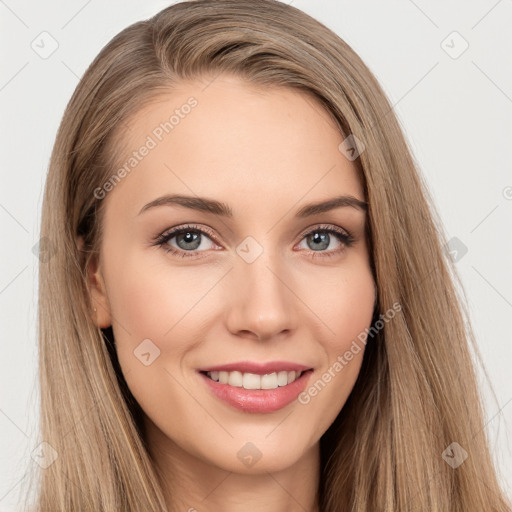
[84,74,376,512]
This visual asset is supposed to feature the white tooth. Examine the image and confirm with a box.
[242,372,261,389]
[277,371,288,387]
[261,373,278,389]
[211,370,302,389]
[228,370,243,387]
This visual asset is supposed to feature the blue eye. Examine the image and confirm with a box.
[153,223,355,259]
[296,226,355,259]
[153,224,218,258]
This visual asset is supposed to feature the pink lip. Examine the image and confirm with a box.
[196,360,313,375]
[198,369,314,414]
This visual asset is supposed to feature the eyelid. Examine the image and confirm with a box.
[153,223,221,249]
[155,223,354,244]
[295,223,354,244]
[152,222,355,258]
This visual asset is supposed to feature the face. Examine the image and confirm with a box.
[86,75,375,475]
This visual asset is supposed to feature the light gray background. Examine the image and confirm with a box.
[1,0,511,509]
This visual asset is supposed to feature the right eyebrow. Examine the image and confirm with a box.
[139,194,233,217]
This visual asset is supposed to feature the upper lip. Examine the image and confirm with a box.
[197,361,313,375]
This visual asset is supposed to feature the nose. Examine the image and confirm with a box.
[224,251,298,341]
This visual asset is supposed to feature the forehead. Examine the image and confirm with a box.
[104,75,364,216]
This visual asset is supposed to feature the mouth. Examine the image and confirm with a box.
[199,369,311,390]
[197,366,314,414]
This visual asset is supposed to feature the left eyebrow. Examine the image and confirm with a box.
[294,195,367,217]
[138,194,367,217]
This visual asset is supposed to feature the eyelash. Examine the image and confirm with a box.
[152,223,355,260]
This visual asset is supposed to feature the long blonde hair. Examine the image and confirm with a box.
[32,0,511,510]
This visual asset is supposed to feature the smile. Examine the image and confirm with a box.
[203,370,305,390]
[198,367,314,413]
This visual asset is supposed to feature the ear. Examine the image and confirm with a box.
[77,235,112,328]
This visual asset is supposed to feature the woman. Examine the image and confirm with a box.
[32,0,511,510]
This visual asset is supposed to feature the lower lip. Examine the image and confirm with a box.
[198,370,313,413]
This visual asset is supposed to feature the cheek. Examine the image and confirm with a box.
[331,270,375,350]
[300,255,375,350]
[105,250,214,349]
[104,251,224,401]
[326,260,375,374]
[294,259,375,435]
[105,256,206,424]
